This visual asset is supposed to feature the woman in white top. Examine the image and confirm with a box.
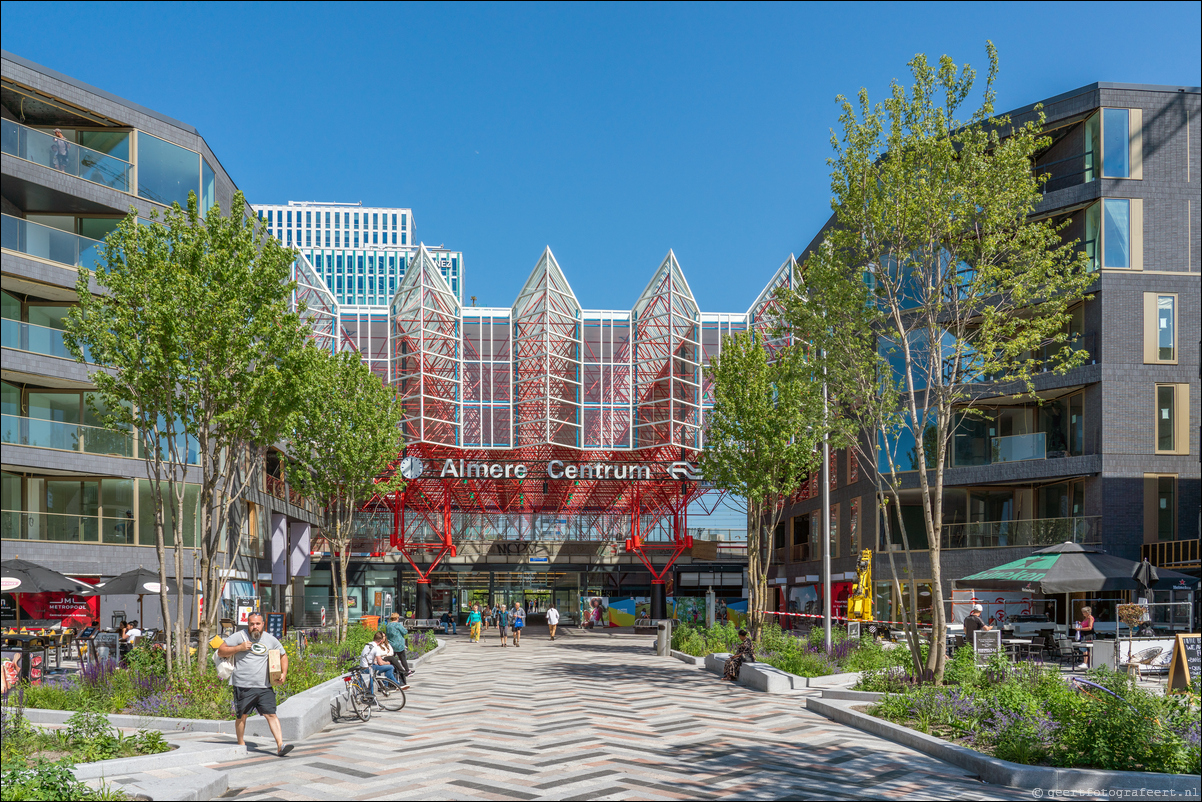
[359,632,396,695]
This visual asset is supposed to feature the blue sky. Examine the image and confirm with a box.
[3,2,1199,315]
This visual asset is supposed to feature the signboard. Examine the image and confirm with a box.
[846,621,861,640]
[529,557,549,563]
[428,458,700,482]
[235,597,259,629]
[974,629,1002,664]
[266,612,285,640]
[1167,633,1201,691]
[383,593,393,618]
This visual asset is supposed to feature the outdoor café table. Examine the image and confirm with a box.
[1003,638,1032,660]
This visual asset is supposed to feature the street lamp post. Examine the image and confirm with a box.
[822,366,832,653]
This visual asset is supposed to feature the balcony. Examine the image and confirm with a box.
[1,413,134,458]
[2,214,104,270]
[941,515,1101,549]
[991,432,1046,463]
[1,317,91,362]
[1,510,136,544]
[2,118,133,192]
[1142,540,1200,571]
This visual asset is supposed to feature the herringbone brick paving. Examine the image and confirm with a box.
[214,628,1031,800]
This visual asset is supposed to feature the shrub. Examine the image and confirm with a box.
[0,762,126,801]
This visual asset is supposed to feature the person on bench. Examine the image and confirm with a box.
[722,629,755,682]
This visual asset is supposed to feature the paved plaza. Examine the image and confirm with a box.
[212,627,1030,801]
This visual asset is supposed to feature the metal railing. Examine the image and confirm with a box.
[1,214,104,270]
[1142,539,1200,570]
[941,515,1101,549]
[790,543,812,562]
[1,510,137,544]
[2,118,132,191]
[688,527,747,542]
[1,413,134,457]
[1,317,91,362]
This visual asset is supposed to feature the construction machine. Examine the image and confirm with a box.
[847,548,873,622]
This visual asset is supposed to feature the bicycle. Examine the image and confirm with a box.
[340,669,407,722]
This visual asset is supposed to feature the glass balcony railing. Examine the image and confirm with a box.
[2,118,133,191]
[1,510,136,544]
[1,214,104,270]
[1,414,134,457]
[942,515,1101,549]
[991,432,1046,463]
[1,317,91,362]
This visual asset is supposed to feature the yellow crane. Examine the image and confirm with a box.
[847,548,873,622]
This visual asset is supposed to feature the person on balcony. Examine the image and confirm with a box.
[50,129,70,171]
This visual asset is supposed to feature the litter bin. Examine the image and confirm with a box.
[361,615,380,631]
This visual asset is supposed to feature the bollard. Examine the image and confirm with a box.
[656,620,673,657]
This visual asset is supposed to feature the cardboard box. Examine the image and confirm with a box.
[268,648,283,682]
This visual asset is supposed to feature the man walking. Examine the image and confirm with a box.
[496,604,509,647]
[511,603,525,647]
[384,613,413,683]
[218,612,292,757]
[546,603,560,641]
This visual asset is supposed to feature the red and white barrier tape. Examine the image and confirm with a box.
[762,610,912,627]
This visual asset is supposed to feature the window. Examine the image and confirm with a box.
[373,232,378,245]
[1154,384,1190,455]
[137,133,200,208]
[1144,293,1177,363]
[287,211,292,225]
[373,213,378,228]
[354,214,359,229]
[850,498,861,553]
[391,214,397,228]
[401,213,407,228]
[305,211,311,226]
[1103,109,1129,178]
[201,160,215,215]
[829,504,840,559]
[1144,474,1178,542]
[392,233,397,245]
[1085,199,1142,270]
[325,212,331,226]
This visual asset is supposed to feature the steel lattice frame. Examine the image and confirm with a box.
[330,247,803,580]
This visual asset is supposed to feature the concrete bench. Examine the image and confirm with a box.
[702,652,805,692]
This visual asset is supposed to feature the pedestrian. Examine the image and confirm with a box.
[440,609,457,635]
[50,129,70,171]
[511,603,525,647]
[546,603,560,641]
[721,629,754,682]
[963,605,992,644]
[467,604,483,643]
[217,612,292,757]
[1075,606,1096,670]
[496,604,509,646]
[122,620,143,645]
[384,613,412,685]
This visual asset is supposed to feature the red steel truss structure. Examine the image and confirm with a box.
[372,245,798,583]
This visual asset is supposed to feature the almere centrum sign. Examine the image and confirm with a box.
[396,457,701,482]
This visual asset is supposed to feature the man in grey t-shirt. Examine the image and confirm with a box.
[218,612,292,756]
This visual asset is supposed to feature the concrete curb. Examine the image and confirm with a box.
[670,650,704,666]
[806,696,1202,794]
[819,689,885,703]
[72,739,247,780]
[25,638,448,743]
[120,766,228,802]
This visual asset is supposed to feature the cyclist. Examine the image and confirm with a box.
[359,632,397,701]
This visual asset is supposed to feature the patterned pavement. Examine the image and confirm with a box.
[213,628,1030,800]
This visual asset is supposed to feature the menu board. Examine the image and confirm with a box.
[266,612,285,640]
[974,629,1002,664]
[1167,633,1201,691]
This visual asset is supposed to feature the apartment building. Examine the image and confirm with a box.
[1,51,320,630]
[769,82,1200,629]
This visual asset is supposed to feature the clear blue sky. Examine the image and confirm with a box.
[3,2,1199,313]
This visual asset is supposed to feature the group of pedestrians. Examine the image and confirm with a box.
[464,602,557,647]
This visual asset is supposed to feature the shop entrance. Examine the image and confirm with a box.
[446,570,580,619]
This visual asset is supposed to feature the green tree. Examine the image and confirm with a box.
[287,350,405,642]
[68,191,316,667]
[701,330,834,637]
[782,44,1093,682]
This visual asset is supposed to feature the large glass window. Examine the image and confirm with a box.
[137,133,199,208]
[1103,108,1130,178]
[1103,199,1130,268]
[1156,385,1175,452]
[1158,296,1175,361]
